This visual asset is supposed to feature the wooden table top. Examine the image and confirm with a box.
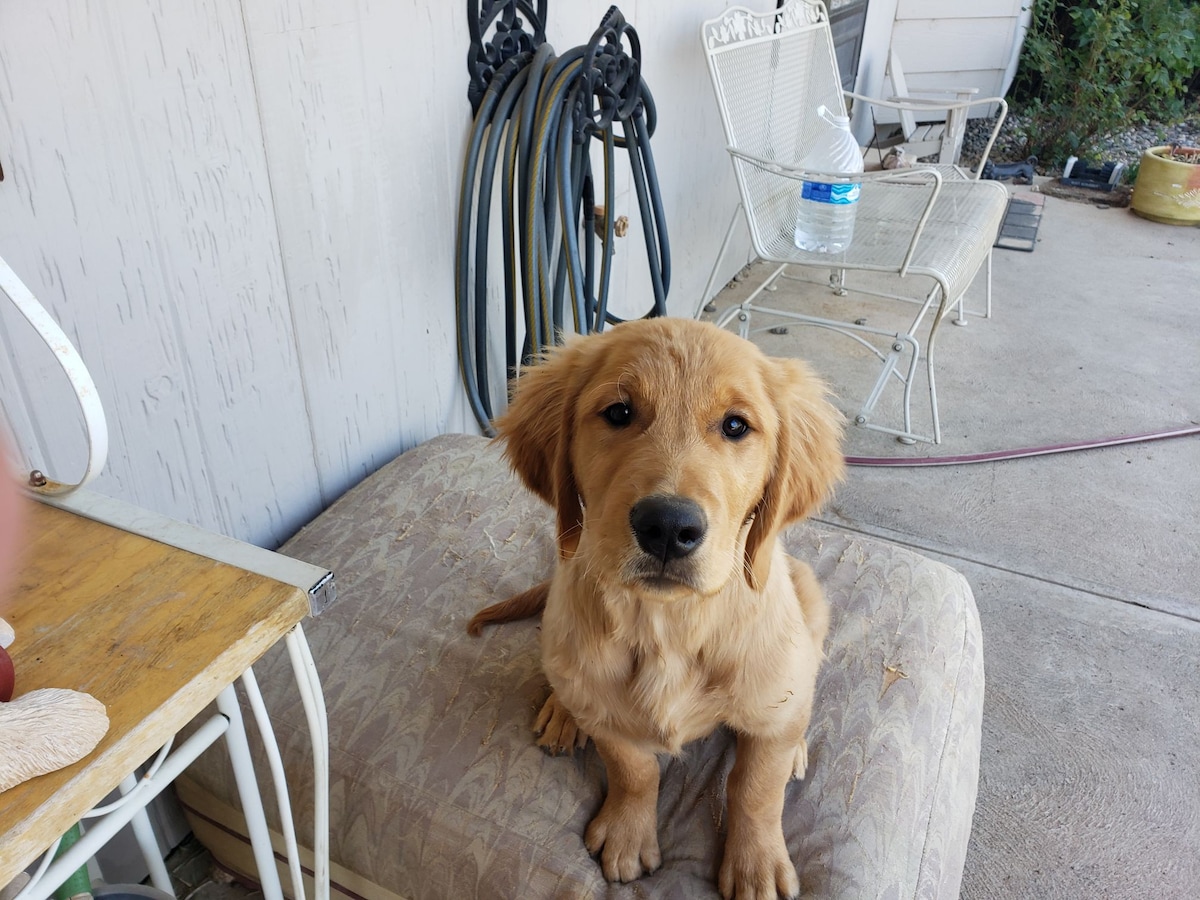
[0,500,312,885]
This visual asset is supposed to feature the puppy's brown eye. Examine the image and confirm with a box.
[603,402,633,427]
[722,415,749,439]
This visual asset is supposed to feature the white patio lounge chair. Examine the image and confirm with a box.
[869,49,1006,171]
[697,0,1010,444]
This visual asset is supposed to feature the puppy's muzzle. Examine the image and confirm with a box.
[630,495,708,562]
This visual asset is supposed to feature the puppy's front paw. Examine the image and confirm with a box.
[585,792,661,882]
[790,739,809,781]
[718,829,799,900]
[534,691,588,754]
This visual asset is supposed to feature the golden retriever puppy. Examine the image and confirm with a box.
[470,317,844,899]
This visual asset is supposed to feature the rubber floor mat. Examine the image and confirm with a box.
[994,194,1045,252]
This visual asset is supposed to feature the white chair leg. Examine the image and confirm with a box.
[927,350,942,444]
[985,250,994,318]
[713,264,789,335]
[856,335,915,432]
[695,205,745,319]
[952,275,970,326]
[926,322,945,445]
[955,252,994,325]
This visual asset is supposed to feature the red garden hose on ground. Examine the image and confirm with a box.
[846,425,1200,467]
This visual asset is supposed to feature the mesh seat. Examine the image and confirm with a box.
[697,0,1010,444]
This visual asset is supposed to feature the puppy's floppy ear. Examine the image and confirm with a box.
[493,341,588,559]
[744,357,845,589]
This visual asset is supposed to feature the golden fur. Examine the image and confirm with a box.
[469,318,844,899]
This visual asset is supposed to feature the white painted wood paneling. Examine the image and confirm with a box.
[896,0,1018,19]
[0,0,750,548]
[852,0,1027,140]
[903,70,1008,102]
[0,0,321,546]
[892,18,1018,75]
[240,0,473,507]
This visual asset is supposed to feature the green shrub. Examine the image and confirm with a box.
[1011,0,1200,166]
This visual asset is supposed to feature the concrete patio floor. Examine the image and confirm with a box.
[704,180,1199,898]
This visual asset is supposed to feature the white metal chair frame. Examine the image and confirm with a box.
[1,255,331,900]
[697,0,1010,444]
[0,255,108,495]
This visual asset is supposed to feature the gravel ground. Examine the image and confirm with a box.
[961,107,1200,176]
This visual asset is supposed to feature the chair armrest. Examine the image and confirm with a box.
[888,87,980,102]
[886,93,977,109]
[725,147,945,276]
[847,91,1003,115]
[847,93,1010,178]
[726,146,941,186]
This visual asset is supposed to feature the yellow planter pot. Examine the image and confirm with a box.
[1131,146,1200,225]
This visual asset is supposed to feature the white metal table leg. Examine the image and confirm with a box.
[119,774,174,897]
[229,624,328,900]
[12,717,230,900]
[286,625,330,900]
[216,685,285,900]
[14,637,328,900]
[694,205,745,319]
[241,668,307,900]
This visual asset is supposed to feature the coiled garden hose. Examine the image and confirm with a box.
[456,5,669,435]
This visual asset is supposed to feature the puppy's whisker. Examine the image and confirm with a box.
[556,521,583,546]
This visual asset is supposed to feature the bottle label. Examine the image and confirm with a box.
[802,181,861,205]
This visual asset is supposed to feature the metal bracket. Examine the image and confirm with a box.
[573,6,643,142]
[466,0,547,113]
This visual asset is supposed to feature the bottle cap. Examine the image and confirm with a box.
[816,105,850,128]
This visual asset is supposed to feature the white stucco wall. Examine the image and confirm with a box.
[0,0,760,547]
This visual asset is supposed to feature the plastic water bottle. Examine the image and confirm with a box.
[793,106,864,253]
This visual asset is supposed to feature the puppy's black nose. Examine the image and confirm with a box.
[630,495,708,561]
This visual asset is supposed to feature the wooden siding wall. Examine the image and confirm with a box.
[0,0,754,548]
[852,0,1028,138]
[891,0,1027,99]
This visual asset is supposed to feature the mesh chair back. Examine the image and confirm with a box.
[702,2,848,256]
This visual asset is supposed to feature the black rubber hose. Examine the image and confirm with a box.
[455,57,527,434]
[518,46,563,363]
[624,109,667,315]
[455,9,670,433]
[557,98,588,332]
[473,66,532,413]
[569,131,593,331]
[594,127,617,330]
[582,171,597,327]
[632,101,670,302]
[525,57,580,352]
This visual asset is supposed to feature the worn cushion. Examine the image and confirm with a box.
[178,433,983,899]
